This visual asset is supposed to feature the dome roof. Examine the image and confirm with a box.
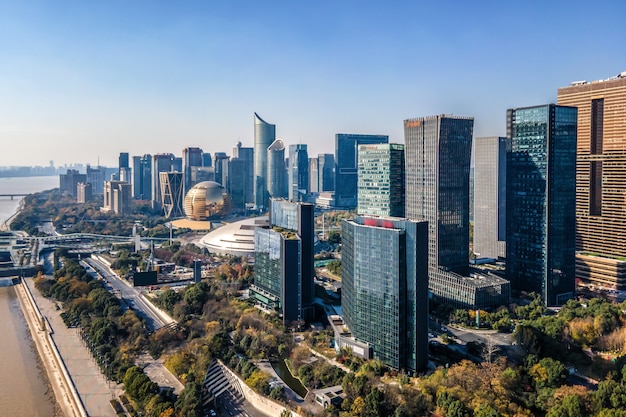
[184,181,232,220]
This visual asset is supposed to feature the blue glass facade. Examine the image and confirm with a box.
[289,144,309,201]
[342,216,428,372]
[335,134,388,208]
[506,104,577,306]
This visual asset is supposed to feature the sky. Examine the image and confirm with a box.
[0,0,625,167]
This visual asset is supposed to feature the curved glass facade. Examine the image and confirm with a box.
[254,113,276,210]
[267,139,286,199]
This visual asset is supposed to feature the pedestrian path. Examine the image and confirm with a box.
[25,278,120,417]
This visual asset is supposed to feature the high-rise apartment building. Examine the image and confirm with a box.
[473,137,507,260]
[267,139,286,199]
[289,144,309,202]
[102,180,132,215]
[76,182,92,203]
[250,200,315,324]
[357,143,405,217]
[335,134,388,208]
[132,155,152,200]
[506,104,577,306]
[254,113,276,210]
[404,115,510,309]
[557,72,626,289]
[59,169,86,198]
[342,216,429,372]
[182,147,204,193]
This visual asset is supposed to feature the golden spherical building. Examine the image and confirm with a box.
[184,181,232,221]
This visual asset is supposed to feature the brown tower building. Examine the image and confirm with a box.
[557,72,626,289]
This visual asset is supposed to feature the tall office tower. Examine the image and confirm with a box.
[119,152,129,171]
[76,182,93,203]
[404,116,510,309]
[119,167,132,184]
[228,142,254,212]
[405,115,473,275]
[213,152,230,186]
[309,158,319,193]
[152,153,174,210]
[86,165,105,195]
[318,153,335,192]
[473,137,507,260]
[254,113,276,210]
[250,199,315,324]
[288,144,309,201]
[357,143,405,217]
[102,180,132,215]
[335,134,388,208]
[558,72,626,289]
[202,153,212,167]
[132,155,152,200]
[172,157,182,173]
[59,169,87,198]
[342,216,429,372]
[160,172,184,218]
[267,139,286,199]
[506,104,577,306]
[182,147,204,193]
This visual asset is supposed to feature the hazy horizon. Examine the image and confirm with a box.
[1,0,625,167]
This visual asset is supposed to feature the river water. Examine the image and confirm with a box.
[0,176,62,416]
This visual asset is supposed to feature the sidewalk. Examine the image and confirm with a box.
[25,278,120,417]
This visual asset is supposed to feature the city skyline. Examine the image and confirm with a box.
[1,1,625,167]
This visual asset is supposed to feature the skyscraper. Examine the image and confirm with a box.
[557,72,626,289]
[213,152,230,186]
[309,158,319,193]
[506,104,577,306]
[357,143,405,217]
[342,215,429,372]
[182,147,204,193]
[152,153,174,210]
[404,115,473,275]
[267,139,286,199]
[288,144,309,201]
[160,172,184,218]
[318,153,335,192]
[335,134,388,208]
[132,154,152,200]
[228,142,254,212]
[250,200,315,324]
[86,165,105,195]
[119,152,129,170]
[59,169,86,198]
[103,180,132,215]
[254,113,276,210]
[404,115,509,309]
[473,137,507,260]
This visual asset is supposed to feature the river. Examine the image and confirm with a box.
[0,175,62,416]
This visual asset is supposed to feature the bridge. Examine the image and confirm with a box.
[0,194,28,200]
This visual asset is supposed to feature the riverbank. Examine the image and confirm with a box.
[15,278,87,417]
[0,197,23,232]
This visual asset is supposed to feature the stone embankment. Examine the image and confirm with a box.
[15,278,88,417]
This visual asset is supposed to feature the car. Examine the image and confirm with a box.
[209,410,217,417]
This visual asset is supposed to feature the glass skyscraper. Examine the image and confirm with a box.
[254,113,276,210]
[288,144,309,201]
[342,216,428,372]
[267,139,286,199]
[335,133,388,208]
[404,115,473,275]
[132,154,152,200]
[182,147,204,193]
[506,104,577,306]
[357,143,405,217]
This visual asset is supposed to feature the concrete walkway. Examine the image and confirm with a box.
[25,278,120,417]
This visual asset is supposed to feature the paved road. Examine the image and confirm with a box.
[87,256,171,331]
[25,277,119,417]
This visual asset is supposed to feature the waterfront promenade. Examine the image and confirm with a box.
[19,277,119,417]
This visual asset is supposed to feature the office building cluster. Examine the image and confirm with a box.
[57,70,626,374]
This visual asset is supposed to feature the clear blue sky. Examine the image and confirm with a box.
[1,0,624,167]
